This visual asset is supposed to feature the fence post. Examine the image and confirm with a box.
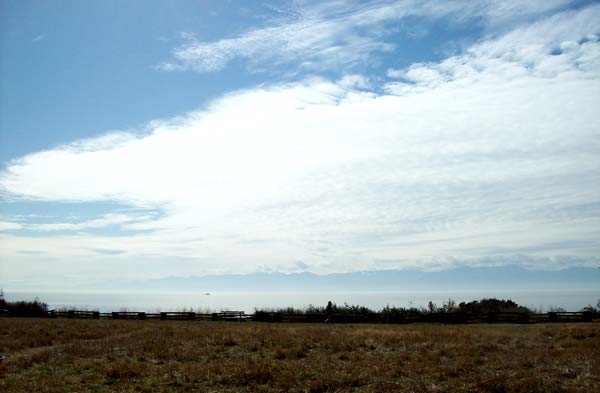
[138,312,146,320]
[160,312,167,321]
[112,312,119,320]
[93,311,100,319]
[517,313,530,324]
[582,311,592,322]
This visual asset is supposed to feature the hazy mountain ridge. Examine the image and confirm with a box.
[125,265,600,292]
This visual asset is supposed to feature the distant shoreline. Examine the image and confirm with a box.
[4,288,599,314]
[2,296,598,324]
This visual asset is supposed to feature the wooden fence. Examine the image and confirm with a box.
[3,309,594,324]
[252,310,596,324]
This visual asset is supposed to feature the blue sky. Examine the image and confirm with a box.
[1,0,599,289]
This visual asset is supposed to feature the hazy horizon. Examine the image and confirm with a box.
[3,265,599,294]
[1,1,599,289]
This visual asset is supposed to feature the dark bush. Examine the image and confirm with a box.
[254,298,532,324]
[457,298,532,314]
[0,292,49,316]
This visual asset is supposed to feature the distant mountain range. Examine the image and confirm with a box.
[122,265,600,292]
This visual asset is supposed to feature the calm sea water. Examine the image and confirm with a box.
[5,290,600,313]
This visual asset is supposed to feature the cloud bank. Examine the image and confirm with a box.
[1,3,599,284]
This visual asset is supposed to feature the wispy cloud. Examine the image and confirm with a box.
[31,34,45,43]
[156,0,573,74]
[1,4,599,280]
[0,213,153,232]
[0,221,23,231]
[385,5,600,91]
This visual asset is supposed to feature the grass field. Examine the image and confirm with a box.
[1,318,599,392]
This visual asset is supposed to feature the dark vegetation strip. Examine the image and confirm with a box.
[2,293,599,324]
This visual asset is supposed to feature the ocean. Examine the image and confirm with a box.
[5,289,599,313]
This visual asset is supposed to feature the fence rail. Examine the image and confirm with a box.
[2,309,597,324]
[212,311,249,321]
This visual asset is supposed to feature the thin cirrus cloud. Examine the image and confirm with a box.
[10,213,152,232]
[385,4,600,90]
[156,0,573,74]
[1,3,599,282]
[31,34,45,43]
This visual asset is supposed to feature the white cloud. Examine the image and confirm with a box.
[1,4,599,282]
[386,68,403,78]
[157,0,575,74]
[385,5,600,92]
[32,34,45,43]
[27,213,149,232]
[338,74,371,89]
[0,221,23,231]
[0,213,152,232]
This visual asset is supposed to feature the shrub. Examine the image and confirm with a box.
[458,298,531,314]
[0,291,49,316]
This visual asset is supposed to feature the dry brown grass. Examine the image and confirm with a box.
[1,318,598,392]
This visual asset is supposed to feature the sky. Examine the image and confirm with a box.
[1,0,599,290]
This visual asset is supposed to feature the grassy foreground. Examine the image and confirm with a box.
[1,319,599,392]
